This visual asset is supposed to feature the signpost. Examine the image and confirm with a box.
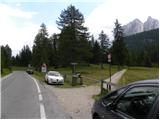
[41,63,47,73]
[108,53,112,90]
[71,63,78,86]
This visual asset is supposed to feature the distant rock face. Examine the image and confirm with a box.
[123,19,143,36]
[123,16,159,36]
[144,16,159,31]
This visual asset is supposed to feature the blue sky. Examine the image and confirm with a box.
[0,0,159,56]
[7,2,100,25]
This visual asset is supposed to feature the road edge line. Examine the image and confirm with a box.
[25,73,46,119]
[1,73,13,81]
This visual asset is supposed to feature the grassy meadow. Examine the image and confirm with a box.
[118,67,159,86]
[8,65,159,88]
[33,64,118,88]
[32,65,159,88]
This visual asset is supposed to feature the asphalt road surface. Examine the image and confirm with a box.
[1,71,71,119]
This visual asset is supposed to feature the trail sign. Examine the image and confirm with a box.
[41,63,47,73]
[108,53,111,62]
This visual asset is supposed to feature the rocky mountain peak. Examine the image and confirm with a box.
[123,18,143,36]
[144,16,159,31]
[123,16,159,36]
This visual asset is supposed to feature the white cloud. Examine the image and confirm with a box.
[0,3,59,56]
[47,23,60,36]
[0,3,37,19]
[85,0,160,40]
[0,3,39,56]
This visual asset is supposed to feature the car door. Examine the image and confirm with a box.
[111,84,159,119]
[99,88,126,119]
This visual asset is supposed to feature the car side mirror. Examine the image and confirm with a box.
[105,103,114,111]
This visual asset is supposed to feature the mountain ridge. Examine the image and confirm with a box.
[123,16,159,36]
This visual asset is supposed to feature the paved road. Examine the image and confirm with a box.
[1,71,70,119]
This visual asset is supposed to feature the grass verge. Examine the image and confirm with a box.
[118,67,159,86]
[93,66,159,100]
[1,68,12,77]
[12,66,28,71]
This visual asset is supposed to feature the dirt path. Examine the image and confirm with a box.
[45,69,126,119]
[103,69,127,90]
[46,85,100,119]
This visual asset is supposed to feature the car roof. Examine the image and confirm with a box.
[48,71,60,74]
[127,79,159,86]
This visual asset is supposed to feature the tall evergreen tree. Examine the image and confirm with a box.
[98,30,110,69]
[19,45,32,66]
[32,23,51,71]
[49,33,59,68]
[56,5,92,66]
[1,45,12,72]
[90,35,95,48]
[91,40,101,64]
[111,19,128,69]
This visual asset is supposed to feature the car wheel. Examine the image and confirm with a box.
[93,114,100,119]
[47,79,51,84]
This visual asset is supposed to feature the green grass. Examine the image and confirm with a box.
[1,68,12,77]
[32,71,45,81]
[118,67,159,86]
[12,66,28,71]
[32,64,118,88]
[92,66,159,100]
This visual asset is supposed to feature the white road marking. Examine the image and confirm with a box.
[25,73,46,119]
[1,73,13,81]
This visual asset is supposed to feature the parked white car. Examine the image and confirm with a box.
[45,71,64,85]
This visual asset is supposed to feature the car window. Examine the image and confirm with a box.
[48,72,60,76]
[102,88,125,106]
[116,86,158,119]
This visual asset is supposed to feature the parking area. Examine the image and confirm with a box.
[46,85,100,119]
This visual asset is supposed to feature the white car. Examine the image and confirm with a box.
[45,71,64,84]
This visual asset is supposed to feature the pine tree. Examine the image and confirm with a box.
[56,5,91,66]
[19,45,32,66]
[32,23,51,71]
[111,19,128,69]
[98,30,110,69]
[1,45,12,72]
[91,41,101,64]
[49,33,59,68]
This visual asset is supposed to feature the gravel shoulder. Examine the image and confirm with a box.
[44,69,126,119]
[46,85,100,119]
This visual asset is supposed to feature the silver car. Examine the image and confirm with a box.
[45,71,64,84]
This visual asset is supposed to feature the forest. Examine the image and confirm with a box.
[1,5,159,73]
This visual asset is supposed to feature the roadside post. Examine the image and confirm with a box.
[108,53,112,90]
[101,80,104,94]
[41,63,47,81]
[71,63,78,86]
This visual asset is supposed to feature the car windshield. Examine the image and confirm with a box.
[48,72,60,76]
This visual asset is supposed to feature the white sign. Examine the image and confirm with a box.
[108,54,111,62]
[41,66,47,73]
[41,63,47,73]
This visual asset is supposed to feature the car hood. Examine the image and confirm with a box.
[48,75,63,80]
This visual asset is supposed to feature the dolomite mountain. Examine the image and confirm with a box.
[123,16,159,36]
